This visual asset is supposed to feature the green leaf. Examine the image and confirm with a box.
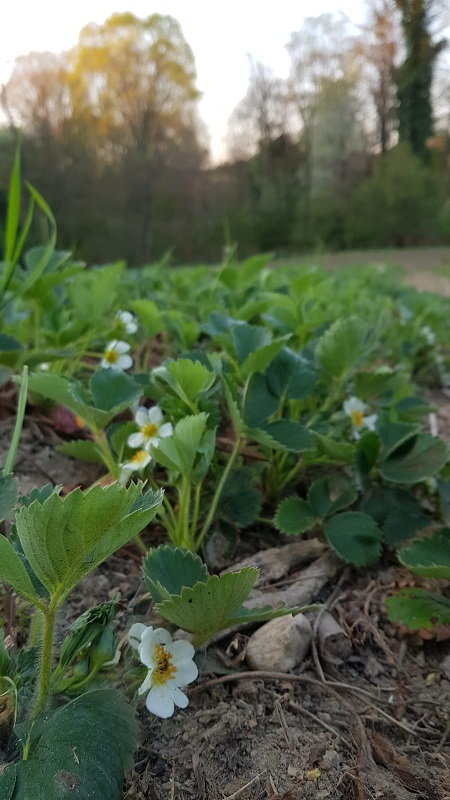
[266,348,317,400]
[386,589,450,630]
[21,484,56,508]
[243,372,278,428]
[14,483,163,601]
[8,689,137,800]
[57,440,104,464]
[89,369,140,412]
[231,604,318,626]
[0,335,23,367]
[354,431,380,476]
[223,378,245,436]
[132,298,164,336]
[0,474,18,522]
[360,487,430,547]
[4,148,21,263]
[316,317,370,379]
[151,413,208,474]
[163,359,215,402]
[324,511,382,566]
[398,530,450,579]
[378,422,421,460]
[241,338,289,378]
[274,497,316,535]
[261,421,313,453]
[218,471,262,527]
[143,545,209,603]
[231,323,272,364]
[108,421,137,459]
[0,535,40,605]
[156,567,259,643]
[0,763,16,799]
[312,433,354,464]
[379,434,448,484]
[307,476,356,519]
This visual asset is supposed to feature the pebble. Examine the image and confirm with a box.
[441,653,450,680]
[246,614,312,672]
[321,749,339,770]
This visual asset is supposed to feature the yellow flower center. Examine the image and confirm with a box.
[131,450,148,465]
[351,410,364,427]
[105,349,118,364]
[141,422,158,438]
[152,644,176,686]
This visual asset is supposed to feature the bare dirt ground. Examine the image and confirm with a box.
[298,246,450,297]
[1,251,450,800]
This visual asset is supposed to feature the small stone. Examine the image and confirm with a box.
[246,614,312,672]
[441,653,450,680]
[321,749,339,770]
[287,764,301,777]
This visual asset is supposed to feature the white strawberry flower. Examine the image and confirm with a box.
[117,310,138,335]
[101,340,133,371]
[127,406,173,451]
[128,624,198,718]
[119,449,151,484]
[343,397,377,439]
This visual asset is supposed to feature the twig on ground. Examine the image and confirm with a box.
[222,770,267,800]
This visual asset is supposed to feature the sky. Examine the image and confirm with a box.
[1,1,366,160]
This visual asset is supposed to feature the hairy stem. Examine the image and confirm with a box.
[32,594,59,718]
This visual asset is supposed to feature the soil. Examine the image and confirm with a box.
[1,256,450,800]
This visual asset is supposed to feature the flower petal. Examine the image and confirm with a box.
[138,670,153,696]
[139,626,172,668]
[172,659,198,686]
[158,422,173,438]
[128,623,148,650]
[117,354,133,370]
[148,406,163,425]
[128,432,144,449]
[115,340,131,354]
[171,687,189,709]
[146,685,175,718]
[169,640,195,662]
[364,414,378,431]
[135,407,149,427]
[344,397,366,416]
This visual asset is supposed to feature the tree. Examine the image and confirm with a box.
[227,61,289,160]
[360,0,400,153]
[2,52,71,140]
[67,12,204,260]
[287,15,361,219]
[395,0,446,159]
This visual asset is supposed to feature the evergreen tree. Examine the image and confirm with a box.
[395,0,446,159]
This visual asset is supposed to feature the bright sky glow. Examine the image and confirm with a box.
[2,1,366,159]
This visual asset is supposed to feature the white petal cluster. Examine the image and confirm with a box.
[101,340,133,371]
[128,624,198,718]
[127,406,173,452]
[117,310,138,335]
[343,396,377,440]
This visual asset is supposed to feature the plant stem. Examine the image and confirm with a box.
[92,430,119,479]
[3,365,28,476]
[190,482,202,545]
[195,437,241,550]
[32,595,59,718]
[176,476,191,548]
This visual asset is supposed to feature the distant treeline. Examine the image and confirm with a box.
[1,2,449,264]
